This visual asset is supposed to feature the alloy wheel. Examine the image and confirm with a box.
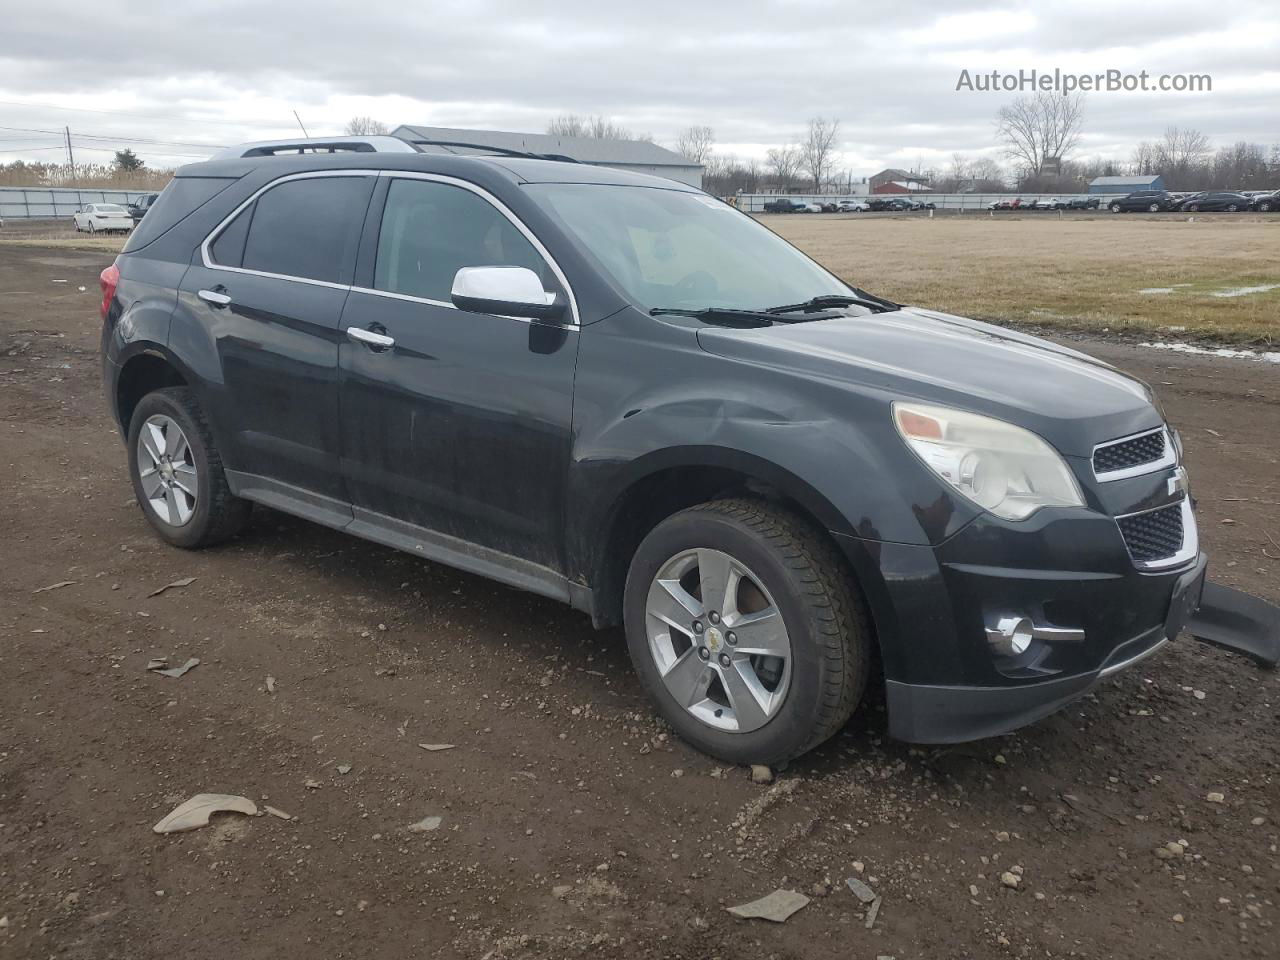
[137,414,198,526]
[644,548,792,733]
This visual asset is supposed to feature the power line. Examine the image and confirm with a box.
[0,123,224,155]
[0,96,300,130]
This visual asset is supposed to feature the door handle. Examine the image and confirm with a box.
[346,326,396,350]
[198,288,231,307]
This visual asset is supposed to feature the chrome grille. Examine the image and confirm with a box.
[1093,428,1168,477]
[1117,501,1184,564]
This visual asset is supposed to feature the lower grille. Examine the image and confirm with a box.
[1117,501,1184,563]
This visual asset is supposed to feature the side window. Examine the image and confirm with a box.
[373,178,554,303]
[209,205,251,268]
[224,176,372,284]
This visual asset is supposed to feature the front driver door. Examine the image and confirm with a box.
[337,174,579,579]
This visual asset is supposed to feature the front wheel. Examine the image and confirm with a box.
[1110,203,1121,213]
[1227,204,1239,212]
[1148,203,1160,212]
[623,499,871,765]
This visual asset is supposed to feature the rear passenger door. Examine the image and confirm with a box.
[337,173,579,576]
[179,172,374,506]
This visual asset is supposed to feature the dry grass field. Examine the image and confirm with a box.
[766,212,1280,345]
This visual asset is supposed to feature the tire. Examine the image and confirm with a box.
[126,386,251,549]
[1110,203,1121,213]
[1188,204,1199,212]
[1148,203,1160,212]
[1227,204,1239,212]
[623,498,871,765]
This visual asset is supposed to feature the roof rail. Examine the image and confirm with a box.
[211,136,418,160]
[406,139,579,163]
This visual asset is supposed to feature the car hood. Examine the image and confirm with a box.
[695,306,1161,457]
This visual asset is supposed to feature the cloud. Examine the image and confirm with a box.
[0,0,1274,170]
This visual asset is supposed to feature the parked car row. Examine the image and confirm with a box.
[1104,189,1276,213]
[987,197,1100,210]
[762,197,936,214]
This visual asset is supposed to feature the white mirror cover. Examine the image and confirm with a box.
[451,266,553,306]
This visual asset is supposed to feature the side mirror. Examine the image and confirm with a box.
[451,266,565,321]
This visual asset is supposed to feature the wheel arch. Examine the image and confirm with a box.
[579,447,861,630]
[114,345,194,435]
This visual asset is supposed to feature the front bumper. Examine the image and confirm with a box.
[834,496,1209,743]
[881,554,1206,742]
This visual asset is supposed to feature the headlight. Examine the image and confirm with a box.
[892,401,1084,521]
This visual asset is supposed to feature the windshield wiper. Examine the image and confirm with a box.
[649,306,775,328]
[764,291,899,315]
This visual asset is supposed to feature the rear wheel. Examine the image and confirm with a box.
[1227,203,1239,212]
[1110,202,1121,213]
[624,499,870,764]
[127,387,251,549]
[1148,203,1160,212]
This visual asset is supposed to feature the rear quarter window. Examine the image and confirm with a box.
[122,177,237,253]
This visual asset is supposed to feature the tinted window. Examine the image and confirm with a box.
[240,176,373,284]
[123,176,236,253]
[210,206,251,268]
[373,178,552,302]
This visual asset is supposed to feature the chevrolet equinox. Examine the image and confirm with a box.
[100,137,1208,764]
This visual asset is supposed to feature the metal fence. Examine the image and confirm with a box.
[735,193,1104,213]
[0,186,158,220]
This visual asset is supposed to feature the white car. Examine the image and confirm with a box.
[837,199,869,212]
[1033,197,1063,210]
[73,203,134,234]
[797,202,823,213]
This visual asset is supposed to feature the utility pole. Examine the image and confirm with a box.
[64,126,75,166]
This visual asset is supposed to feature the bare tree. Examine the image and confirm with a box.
[546,114,651,141]
[675,125,715,165]
[1130,141,1158,176]
[800,117,840,190]
[995,93,1086,178]
[970,156,1004,185]
[1155,126,1211,171]
[765,145,802,191]
[345,116,388,136]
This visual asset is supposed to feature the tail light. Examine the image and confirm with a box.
[99,261,120,320]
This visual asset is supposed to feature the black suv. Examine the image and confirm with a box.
[100,137,1207,764]
[127,193,160,222]
[1107,191,1176,213]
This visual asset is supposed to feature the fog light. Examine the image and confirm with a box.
[986,615,1034,656]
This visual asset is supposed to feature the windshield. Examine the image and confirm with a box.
[526,184,851,312]
[97,204,126,213]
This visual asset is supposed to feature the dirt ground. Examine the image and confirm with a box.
[1,243,1277,960]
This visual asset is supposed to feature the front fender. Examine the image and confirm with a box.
[566,309,980,585]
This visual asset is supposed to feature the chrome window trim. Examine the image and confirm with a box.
[198,169,581,326]
[199,169,379,291]
[1115,496,1199,572]
[362,170,580,326]
[1092,426,1176,481]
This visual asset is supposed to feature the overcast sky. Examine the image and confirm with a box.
[1,0,1276,174]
